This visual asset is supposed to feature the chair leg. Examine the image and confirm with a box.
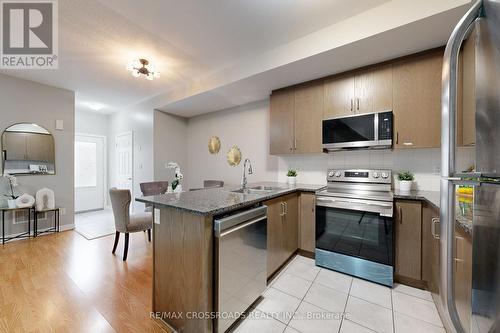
[123,233,129,261]
[112,232,120,254]
[147,229,151,242]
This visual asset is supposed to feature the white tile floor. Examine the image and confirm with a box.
[233,255,445,333]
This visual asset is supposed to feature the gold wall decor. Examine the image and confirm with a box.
[208,136,221,154]
[226,145,242,166]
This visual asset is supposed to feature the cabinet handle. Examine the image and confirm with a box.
[284,202,288,215]
[312,197,315,212]
[357,98,360,111]
[396,132,399,145]
[294,138,297,150]
[431,218,440,239]
[399,207,403,224]
[403,142,414,146]
[350,99,353,112]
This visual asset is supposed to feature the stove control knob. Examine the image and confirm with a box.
[381,172,389,179]
[334,171,342,177]
[328,171,335,177]
[373,172,379,178]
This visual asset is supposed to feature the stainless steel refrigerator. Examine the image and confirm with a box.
[441,0,500,332]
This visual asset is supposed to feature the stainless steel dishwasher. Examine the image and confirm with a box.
[214,205,267,333]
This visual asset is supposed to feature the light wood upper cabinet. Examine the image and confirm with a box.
[324,75,354,119]
[372,64,393,112]
[294,83,323,154]
[299,193,315,253]
[393,51,443,148]
[395,200,422,281]
[270,88,295,154]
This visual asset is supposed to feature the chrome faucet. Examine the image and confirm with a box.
[241,158,253,190]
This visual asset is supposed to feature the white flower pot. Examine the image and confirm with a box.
[287,176,297,185]
[7,199,16,209]
[399,180,413,192]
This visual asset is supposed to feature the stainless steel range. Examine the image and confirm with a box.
[315,169,394,286]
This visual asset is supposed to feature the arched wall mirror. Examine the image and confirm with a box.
[1,123,55,175]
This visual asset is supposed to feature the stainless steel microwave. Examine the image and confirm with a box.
[322,111,393,151]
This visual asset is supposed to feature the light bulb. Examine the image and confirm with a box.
[132,70,140,77]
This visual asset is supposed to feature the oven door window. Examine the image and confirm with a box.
[316,206,393,266]
[322,114,375,144]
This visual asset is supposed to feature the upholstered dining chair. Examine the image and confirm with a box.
[109,188,153,261]
[139,181,169,212]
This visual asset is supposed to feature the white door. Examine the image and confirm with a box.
[116,132,133,194]
[75,134,106,212]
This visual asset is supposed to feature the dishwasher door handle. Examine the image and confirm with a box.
[216,215,267,238]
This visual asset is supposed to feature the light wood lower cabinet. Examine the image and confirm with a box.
[454,227,472,332]
[299,193,315,253]
[265,193,299,278]
[422,203,440,294]
[395,200,423,281]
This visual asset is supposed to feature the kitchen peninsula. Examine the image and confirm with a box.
[136,182,324,333]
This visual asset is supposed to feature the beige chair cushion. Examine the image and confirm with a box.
[127,212,153,232]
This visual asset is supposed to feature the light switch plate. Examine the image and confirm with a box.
[55,120,64,130]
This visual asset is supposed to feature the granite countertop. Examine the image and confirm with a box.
[136,182,326,216]
[393,189,472,234]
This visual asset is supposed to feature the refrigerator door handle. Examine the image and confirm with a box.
[441,1,483,332]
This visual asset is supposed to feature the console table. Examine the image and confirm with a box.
[34,207,60,237]
[1,206,33,244]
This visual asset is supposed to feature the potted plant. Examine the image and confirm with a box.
[2,174,19,208]
[287,169,298,185]
[398,171,414,192]
[166,162,184,193]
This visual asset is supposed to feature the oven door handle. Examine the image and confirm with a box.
[316,196,393,217]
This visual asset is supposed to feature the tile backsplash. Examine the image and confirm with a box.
[278,147,475,191]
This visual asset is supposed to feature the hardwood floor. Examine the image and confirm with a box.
[0,230,172,333]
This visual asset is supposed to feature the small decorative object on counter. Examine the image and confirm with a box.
[226,146,242,167]
[35,188,55,211]
[208,136,221,154]
[16,194,35,208]
[398,170,414,192]
[2,174,19,208]
[166,162,184,193]
[287,169,298,185]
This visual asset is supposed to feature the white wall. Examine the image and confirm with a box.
[184,98,475,192]
[75,109,109,137]
[108,102,154,211]
[0,74,75,236]
[154,111,188,184]
[186,100,280,189]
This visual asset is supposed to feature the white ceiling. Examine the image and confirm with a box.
[0,0,389,114]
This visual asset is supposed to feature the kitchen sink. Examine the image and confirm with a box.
[231,185,284,194]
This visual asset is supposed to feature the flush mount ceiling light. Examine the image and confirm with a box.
[126,58,160,80]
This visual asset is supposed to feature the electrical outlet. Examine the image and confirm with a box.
[433,166,441,174]
[60,208,66,215]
